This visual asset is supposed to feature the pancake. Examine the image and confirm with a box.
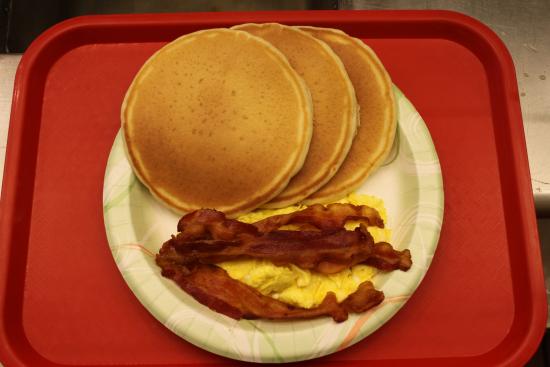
[299,26,397,204]
[233,23,358,208]
[122,28,313,218]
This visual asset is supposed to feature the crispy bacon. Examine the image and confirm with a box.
[367,242,413,271]
[176,209,258,241]
[163,224,410,274]
[253,203,384,232]
[175,203,384,241]
[156,207,411,322]
[156,261,384,322]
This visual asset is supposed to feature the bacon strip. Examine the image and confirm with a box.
[176,209,259,241]
[163,225,410,274]
[367,242,413,271]
[176,203,384,241]
[156,207,411,322]
[253,203,384,232]
[156,261,384,322]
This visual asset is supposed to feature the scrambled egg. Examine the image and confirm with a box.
[217,193,391,309]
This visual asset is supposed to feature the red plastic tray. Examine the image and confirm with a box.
[0,10,546,367]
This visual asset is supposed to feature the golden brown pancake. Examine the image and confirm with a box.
[299,26,397,203]
[233,23,358,208]
[122,28,313,217]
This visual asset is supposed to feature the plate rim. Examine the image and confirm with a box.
[102,85,444,363]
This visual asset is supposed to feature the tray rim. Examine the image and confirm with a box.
[0,9,545,367]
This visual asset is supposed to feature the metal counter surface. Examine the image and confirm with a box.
[341,0,550,213]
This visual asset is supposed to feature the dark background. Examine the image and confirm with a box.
[0,0,337,52]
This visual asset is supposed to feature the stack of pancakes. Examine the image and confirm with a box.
[122,24,396,218]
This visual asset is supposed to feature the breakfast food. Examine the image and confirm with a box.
[233,23,358,208]
[122,24,398,216]
[123,24,413,323]
[299,26,397,204]
[156,203,412,322]
[219,259,378,309]
[156,262,383,322]
[122,28,313,217]
[252,202,384,232]
[219,194,390,309]
[167,211,410,274]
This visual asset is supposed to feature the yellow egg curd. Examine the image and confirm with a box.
[217,193,390,309]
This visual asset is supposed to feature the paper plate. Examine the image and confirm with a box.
[102,86,443,363]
